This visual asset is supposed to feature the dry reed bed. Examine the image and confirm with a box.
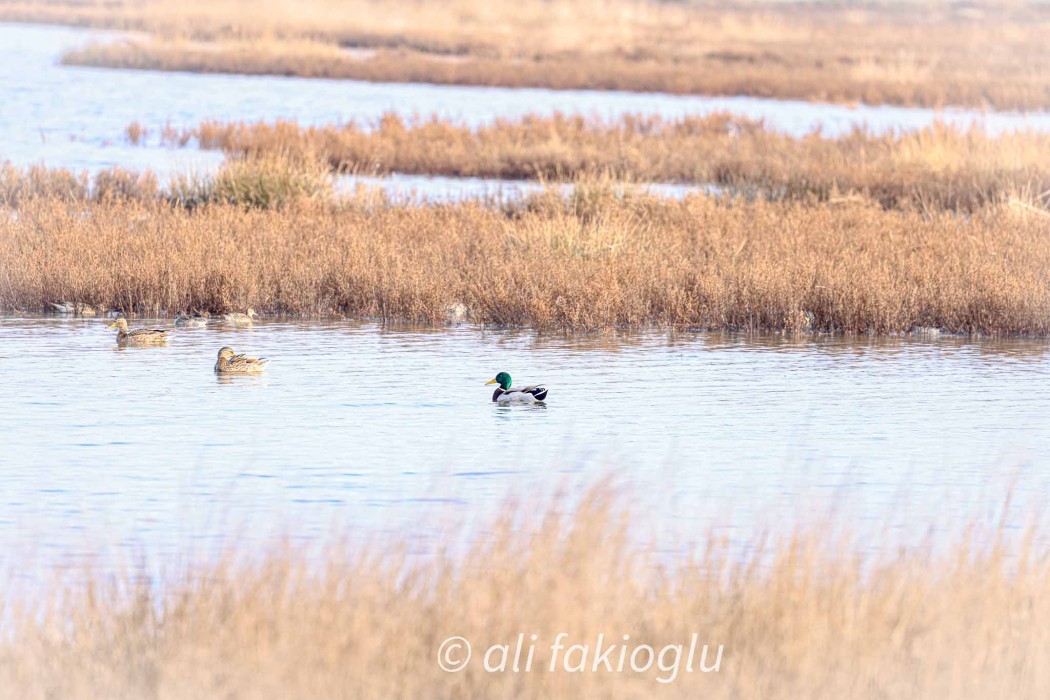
[178,114,1050,212]
[0,159,333,210]
[3,0,1049,110]
[1,488,1047,699]
[2,187,1049,334]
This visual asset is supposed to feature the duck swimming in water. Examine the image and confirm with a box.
[485,371,548,403]
[175,311,210,327]
[214,346,268,374]
[217,308,256,325]
[106,317,168,346]
[51,301,102,316]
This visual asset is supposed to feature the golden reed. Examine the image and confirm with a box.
[175,114,1050,213]
[0,485,1046,699]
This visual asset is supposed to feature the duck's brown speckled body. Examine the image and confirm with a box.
[214,346,269,374]
[106,317,168,346]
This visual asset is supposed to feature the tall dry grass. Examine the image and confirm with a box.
[3,0,1049,110]
[1,178,1049,334]
[0,157,331,209]
[0,486,1047,699]
[0,163,161,204]
[182,114,1050,212]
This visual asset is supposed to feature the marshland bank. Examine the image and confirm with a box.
[4,0,1049,111]
[7,21,1050,193]
[174,115,1050,213]
[2,169,1049,334]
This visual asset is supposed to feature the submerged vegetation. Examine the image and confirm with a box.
[2,0,1049,110]
[175,114,1050,213]
[1,486,1047,699]
[1,166,1048,334]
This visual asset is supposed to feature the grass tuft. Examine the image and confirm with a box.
[168,154,332,210]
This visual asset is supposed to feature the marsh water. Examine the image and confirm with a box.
[4,23,1050,199]
[2,316,1048,573]
[2,21,1050,572]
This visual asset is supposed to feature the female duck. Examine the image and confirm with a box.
[214,346,269,374]
[218,308,256,325]
[485,372,548,403]
[106,317,167,346]
[175,311,210,327]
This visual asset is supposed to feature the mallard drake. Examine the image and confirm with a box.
[106,317,168,345]
[214,346,268,374]
[217,308,256,325]
[175,311,210,327]
[485,372,548,403]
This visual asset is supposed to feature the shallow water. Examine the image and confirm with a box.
[335,172,714,201]
[2,317,1048,572]
[4,22,1050,199]
[3,21,1050,574]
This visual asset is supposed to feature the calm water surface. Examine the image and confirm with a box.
[3,20,1050,571]
[4,22,1050,196]
[2,317,1048,570]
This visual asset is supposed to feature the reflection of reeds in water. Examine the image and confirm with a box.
[1,176,1049,334]
[8,0,1048,110]
[174,115,1050,213]
[0,486,1046,699]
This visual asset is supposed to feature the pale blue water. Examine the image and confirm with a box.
[1,317,1047,573]
[2,21,1049,577]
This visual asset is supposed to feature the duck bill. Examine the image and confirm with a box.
[485,379,498,385]
[105,321,118,328]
